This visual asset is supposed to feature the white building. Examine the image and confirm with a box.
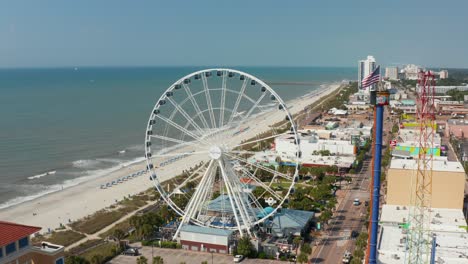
[402,64,421,80]
[275,133,356,162]
[385,66,399,80]
[377,205,468,264]
[358,55,377,91]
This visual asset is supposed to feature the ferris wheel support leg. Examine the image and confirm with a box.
[218,159,247,237]
[172,160,215,240]
[224,162,255,232]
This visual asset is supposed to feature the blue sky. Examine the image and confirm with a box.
[1,0,467,68]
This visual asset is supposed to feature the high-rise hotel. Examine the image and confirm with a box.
[358,55,376,91]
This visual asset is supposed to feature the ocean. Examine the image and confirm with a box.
[0,66,356,209]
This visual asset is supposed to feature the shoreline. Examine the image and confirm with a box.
[0,81,344,231]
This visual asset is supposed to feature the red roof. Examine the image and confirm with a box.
[0,221,41,247]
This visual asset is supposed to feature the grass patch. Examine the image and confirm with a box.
[44,230,85,247]
[99,219,131,239]
[68,239,104,256]
[69,195,149,235]
[80,242,119,262]
[70,209,128,235]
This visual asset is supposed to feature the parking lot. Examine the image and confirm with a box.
[109,247,286,264]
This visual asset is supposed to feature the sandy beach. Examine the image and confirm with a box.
[0,82,342,232]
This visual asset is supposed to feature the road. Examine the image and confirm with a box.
[310,159,371,263]
[110,247,285,264]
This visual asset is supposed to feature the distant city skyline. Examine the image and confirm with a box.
[1,0,467,68]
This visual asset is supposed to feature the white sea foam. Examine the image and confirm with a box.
[72,159,101,168]
[27,170,57,180]
[0,156,147,210]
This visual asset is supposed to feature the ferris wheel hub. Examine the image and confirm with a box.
[209,146,223,160]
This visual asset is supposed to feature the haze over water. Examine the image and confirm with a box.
[0,66,355,209]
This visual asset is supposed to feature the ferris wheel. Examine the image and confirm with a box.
[144,69,300,239]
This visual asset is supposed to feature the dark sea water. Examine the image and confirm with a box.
[0,66,356,209]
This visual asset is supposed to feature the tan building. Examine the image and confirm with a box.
[0,221,64,264]
[386,159,466,209]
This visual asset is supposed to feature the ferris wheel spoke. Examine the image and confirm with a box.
[225,150,258,156]
[150,150,207,158]
[230,132,286,150]
[201,74,217,128]
[182,83,210,130]
[235,92,267,130]
[224,152,292,181]
[219,71,228,128]
[227,78,249,125]
[238,166,283,201]
[149,134,201,147]
[166,97,205,136]
[155,114,209,145]
[167,164,206,199]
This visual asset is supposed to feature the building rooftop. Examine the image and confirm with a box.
[447,119,468,126]
[378,205,468,263]
[378,226,468,264]
[267,209,314,237]
[180,224,233,237]
[389,159,465,173]
[0,221,41,247]
[380,205,467,233]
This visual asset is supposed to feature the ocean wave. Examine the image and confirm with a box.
[72,159,101,168]
[27,170,57,180]
[0,156,148,210]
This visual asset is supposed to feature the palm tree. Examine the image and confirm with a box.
[293,236,302,255]
[297,253,309,264]
[90,254,103,264]
[152,256,164,264]
[136,256,148,264]
[113,228,126,251]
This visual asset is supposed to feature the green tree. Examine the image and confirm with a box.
[297,253,309,264]
[113,228,126,250]
[293,236,302,252]
[90,255,103,264]
[300,243,312,255]
[137,256,148,264]
[237,236,255,257]
[201,262,208,264]
[152,256,164,264]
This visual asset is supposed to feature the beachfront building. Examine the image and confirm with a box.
[0,221,64,264]
[385,66,399,80]
[179,225,234,254]
[386,159,466,209]
[377,205,468,263]
[358,55,376,91]
[401,64,421,80]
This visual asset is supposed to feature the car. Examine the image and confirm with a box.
[122,247,139,256]
[342,250,352,263]
[351,230,359,238]
[233,255,244,263]
[353,198,361,206]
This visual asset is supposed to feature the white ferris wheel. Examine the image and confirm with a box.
[144,69,300,239]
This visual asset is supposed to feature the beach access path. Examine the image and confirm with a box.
[0,83,343,233]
